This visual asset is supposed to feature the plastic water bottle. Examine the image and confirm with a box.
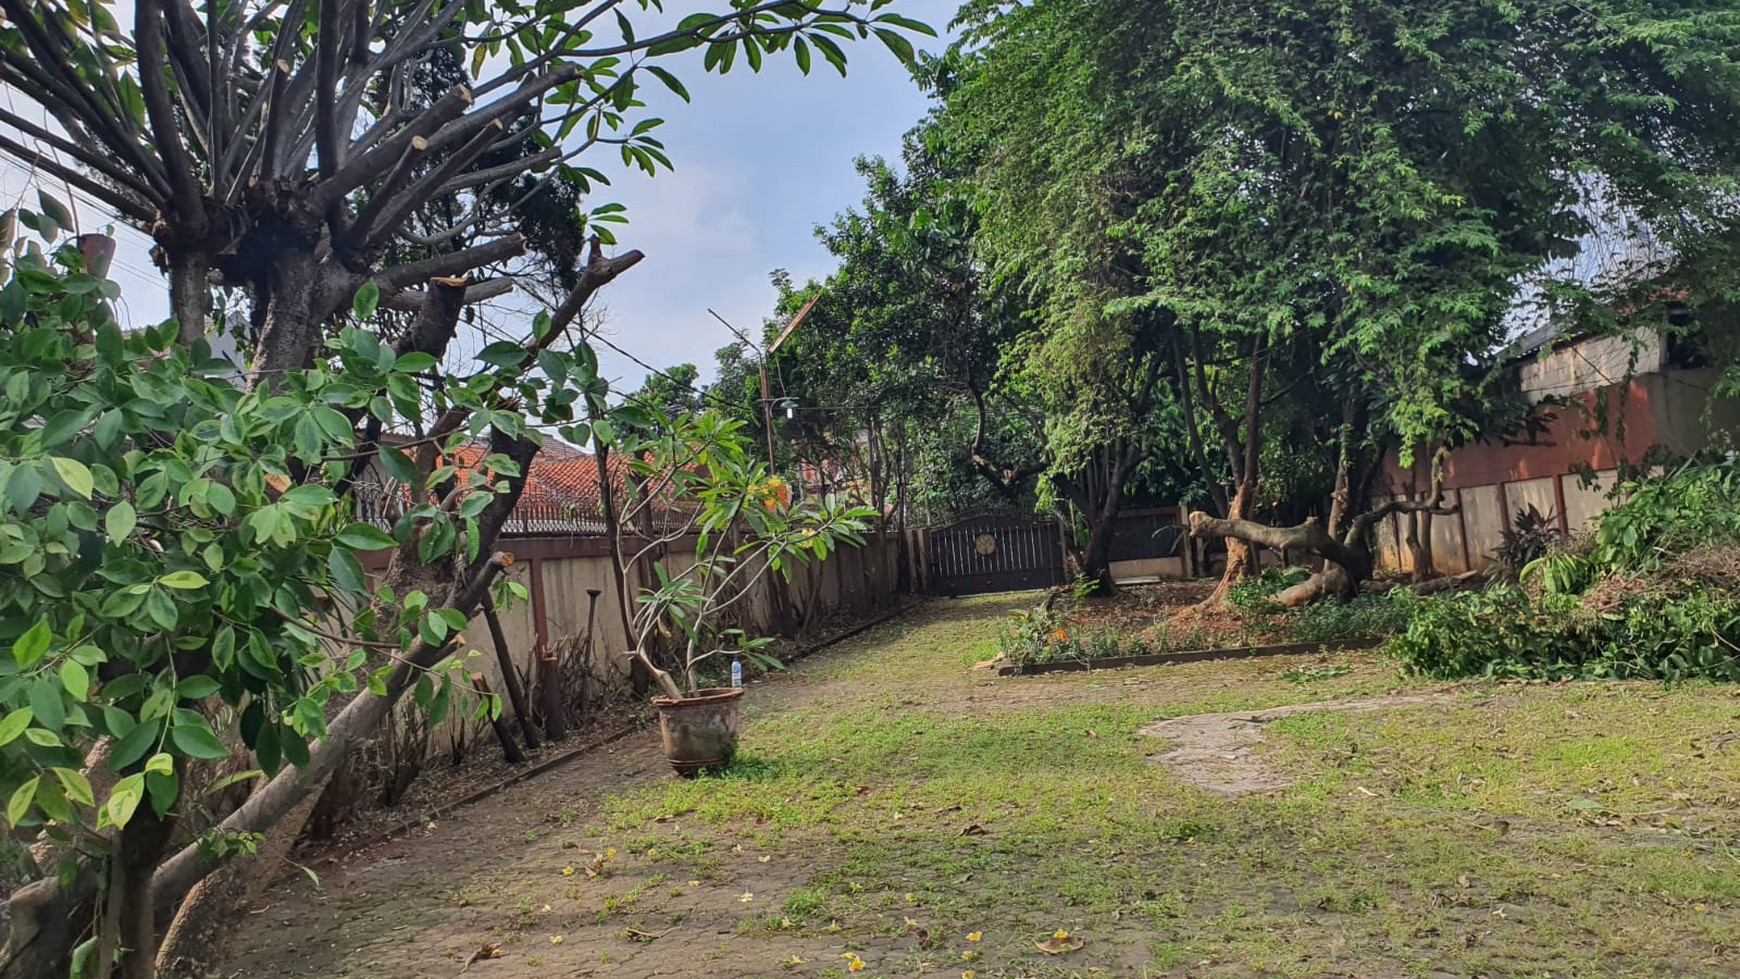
[730,656,743,690]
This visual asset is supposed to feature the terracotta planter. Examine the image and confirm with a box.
[652,687,744,777]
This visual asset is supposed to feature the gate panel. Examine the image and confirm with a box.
[928,512,1066,597]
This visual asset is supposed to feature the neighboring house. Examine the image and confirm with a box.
[1372,323,1737,574]
[353,438,647,537]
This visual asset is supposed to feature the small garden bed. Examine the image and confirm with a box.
[995,636,1384,675]
[996,569,1412,669]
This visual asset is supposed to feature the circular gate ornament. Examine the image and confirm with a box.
[974,533,998,556]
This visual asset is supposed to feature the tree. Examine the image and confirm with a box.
[940,0,1740,604]
[0,1,931,974]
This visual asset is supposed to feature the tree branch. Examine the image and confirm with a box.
[135,0,206,230]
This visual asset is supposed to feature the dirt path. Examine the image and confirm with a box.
[1139,694,1453,795]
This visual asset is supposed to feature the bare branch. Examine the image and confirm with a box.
[0,135,157,223]
[375,234,527,290]
[136,0,207,230]
[0,107,161,203]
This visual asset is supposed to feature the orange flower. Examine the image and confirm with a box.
[1050,629,1070,642]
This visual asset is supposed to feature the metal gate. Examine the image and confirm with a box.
[927,511,1066,597]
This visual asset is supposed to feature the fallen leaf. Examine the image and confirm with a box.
[959,824,987,837]
[1035,933,1085,955]
[759,855,772,864]
[549,936,564,945]
[739,891,755,903]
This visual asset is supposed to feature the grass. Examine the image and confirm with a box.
[564,594,1740,976]
[241,592,1740,979]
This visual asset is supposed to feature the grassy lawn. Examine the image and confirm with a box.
[230,592,1740,979]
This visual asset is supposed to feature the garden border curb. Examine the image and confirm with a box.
[996,637,1385,676]
[323,599,924,858]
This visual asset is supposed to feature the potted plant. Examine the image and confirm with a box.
[610,412,876,775]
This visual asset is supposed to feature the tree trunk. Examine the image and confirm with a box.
[154,790,322,979]
[114,808,178,979]
[171,252,210,344]
[249,252,327,388]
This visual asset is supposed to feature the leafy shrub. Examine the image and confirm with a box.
[997,599,1218,666]
[1393,461,1740,683]
[1392,584,1740,681]
[1225,566,1312,612]
[1495,503,1564,573]
[1282,591,1413,645]
[1591,461,1740,571]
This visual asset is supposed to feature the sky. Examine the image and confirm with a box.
[0,0,961,391]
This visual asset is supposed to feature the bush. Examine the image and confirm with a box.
[996,599,1219,666]
[1282,590,1413,645]
[1225,566,1312,612]
[1392,583,1740,681]
[1392,460,1740,683]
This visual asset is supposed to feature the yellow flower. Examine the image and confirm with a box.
[1053,929,1070,940]
[966,932,982,942]
[848,961,865,973]
[785,955,805,966]
[739,891,755,903]
[561,866,575,876]
[549,936,564,945]
[962,950,977,960]
[963,972,976,979]
[905,892,916,902]
[605,848,617,858]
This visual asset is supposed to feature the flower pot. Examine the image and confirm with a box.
[651,687,744,777]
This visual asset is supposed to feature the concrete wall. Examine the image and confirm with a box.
[1371,364,1735,574]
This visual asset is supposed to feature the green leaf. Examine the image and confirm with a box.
[37,190,73,232]
[0,707,32,747]
[23,728,61,747]
[12,618,51,668]
[353,280,381,319]
[379,447,419,485]
[52,767,94,807]
[336,522,396,550]
[106,774,144,828]
[171,722,232,761]
[393,352,438,373]
[145,588,178,630]
[59,659,89,701]
[872,28,914,65]
[105,500,137,544]
[476,341,529,369]
[327,547,366,594]
[110,718,162,771]
[159,570,210,590]
[7,777,38,827]
[175,676,222,700]
[50,457,94,499]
